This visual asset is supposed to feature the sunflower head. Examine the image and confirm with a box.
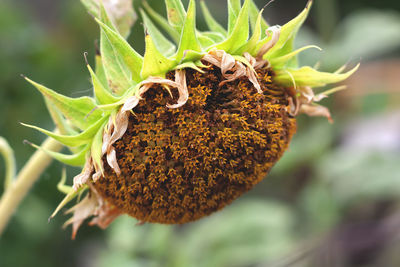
[22,0,358,238]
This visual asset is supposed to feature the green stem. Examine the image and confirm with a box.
[0,137,16,189]
[0,137,62,236]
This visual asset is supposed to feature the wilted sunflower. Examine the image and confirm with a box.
[22,0,358,238]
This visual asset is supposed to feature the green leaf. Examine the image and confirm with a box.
[27,141,89,166]
[97,17,143,84]
[265,1,312,66]
[142,1,180,43]
[215,0,250,53]
[274,63,360,88]
[270,45,322,69]
[141,35,176,79]
[227,0,241,35]
[87,63,120,105]
[249,0,269,37]
[165,0,186,33]
[140,9,176,57]
[24,77,102,130]
[200,0,227,36]
[175,0,201,61]
[21,117,107,148]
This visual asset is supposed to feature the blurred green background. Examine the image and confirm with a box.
[0,0,399,266]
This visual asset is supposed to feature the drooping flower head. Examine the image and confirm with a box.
[23,0,358,238]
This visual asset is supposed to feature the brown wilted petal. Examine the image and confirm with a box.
[63,193,98,239]
[313,94,328,102]
[221,52,236,75]
[92,170,103,182]
[246,67,262,94]
[299,86,315,104]
[167,70,188,109]
[87,185,121,229]
[109,110,129,146]
[300,104,333,123]
[256,26,281,60]
[287,96,300,116]
[73,158,94,190]
[106,148,121,175]
[122,96,140,112]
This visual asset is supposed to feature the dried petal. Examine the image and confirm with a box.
[287,96,300,116]
[106,148,121,175]
[73,158,94,190]
[257,26,281,59]
[109,110,129,146]
[63,193,98,239]
[300,104,333,123]
[220,52,236,75]
[121,95,140,112]
[166,70,188,108]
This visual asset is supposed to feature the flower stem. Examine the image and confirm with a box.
[0,137,16,190]
[0,136,62,236]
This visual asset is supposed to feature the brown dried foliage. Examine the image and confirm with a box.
[92,65,297,224]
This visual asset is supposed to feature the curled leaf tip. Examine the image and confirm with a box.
[83,52,89,65]
[263,0,276,9]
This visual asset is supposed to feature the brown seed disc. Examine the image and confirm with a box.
[93,66,296,224]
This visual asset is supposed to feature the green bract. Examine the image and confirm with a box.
[22,0,358,234]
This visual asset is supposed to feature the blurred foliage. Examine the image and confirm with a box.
[1,0,400,267]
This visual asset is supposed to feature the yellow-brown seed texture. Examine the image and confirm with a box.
[93,65,296,224]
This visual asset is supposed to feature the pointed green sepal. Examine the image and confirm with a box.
[175,61,205,73]
[165,0,186,33]
[200,31,225,43]
[227,0,241,35]
[249,0,269,37]
[94,54,109,90]
[142,1,180,43]
[175,0,201,61]
[57,168,72,194]
[91,121,107,175]
[44,99,78,136]
[27,141,89,166]
[197,32,215,49]
[24,77,102,130]
[50,177,87,220]
[140,9,176,57]
[200,0,227,36]
[21,117,107,147]
[265,1,312,64]
[214,0,250,53]
[141,35,176,79]
[97,18,143,83]
[274,63,360,88]
[270,45,322,69]
[236,9,263,55]
[87,63,120,105]
[100,31,133,95]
